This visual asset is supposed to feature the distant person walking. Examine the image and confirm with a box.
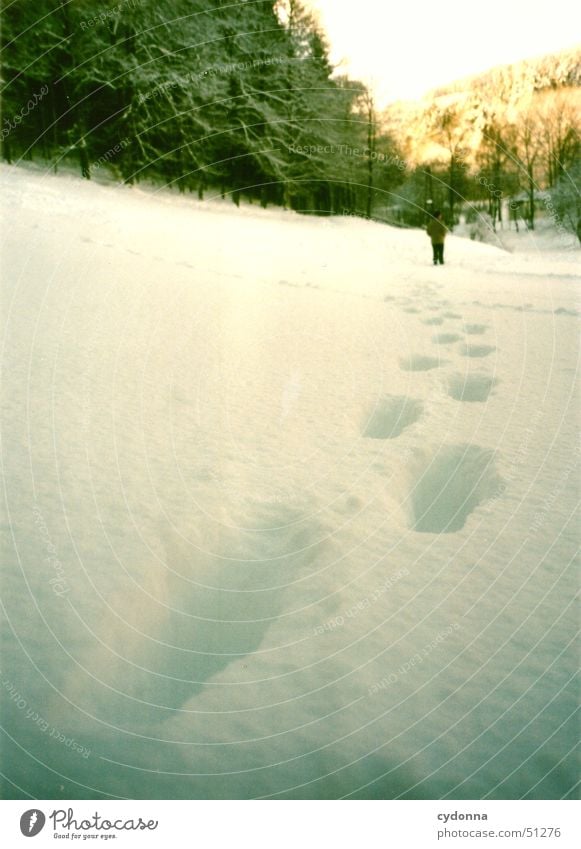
[427,210,447,265]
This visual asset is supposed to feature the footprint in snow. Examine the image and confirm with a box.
[67,501,324,726]
[363,395,423,439]
[432,332,462,345]
[400,354,443,372]
[407,443,502,533]
[463,323,488,335]
[447,373,498,402]
[460,344,496,359]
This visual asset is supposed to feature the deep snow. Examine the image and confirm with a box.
[1,163,579,800]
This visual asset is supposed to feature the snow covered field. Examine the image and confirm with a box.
[1,163,579,800]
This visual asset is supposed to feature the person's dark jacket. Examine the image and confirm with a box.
[427,218,447,244]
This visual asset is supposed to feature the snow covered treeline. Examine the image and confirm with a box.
[2,3,579,235]
[0,0,401,213]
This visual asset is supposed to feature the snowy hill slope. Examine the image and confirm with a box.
[1,164,579,800]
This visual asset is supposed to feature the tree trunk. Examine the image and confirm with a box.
[425,166,433,207]
[78,137,90,179]
[527,165,535,229]
[366,163,373,218]
[366,96,375,219]
[1,138,12,163]
[448,157,455,227]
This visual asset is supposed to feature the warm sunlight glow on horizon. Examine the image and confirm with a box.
[305,0,581,105]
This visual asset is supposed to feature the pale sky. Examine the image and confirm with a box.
[305,0,581,105]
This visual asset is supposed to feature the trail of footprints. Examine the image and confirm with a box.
[396,293,499,402]
[359,293,502,533]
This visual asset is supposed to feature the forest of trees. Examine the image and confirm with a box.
[0,0,404,215]
[1,1,579,238]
